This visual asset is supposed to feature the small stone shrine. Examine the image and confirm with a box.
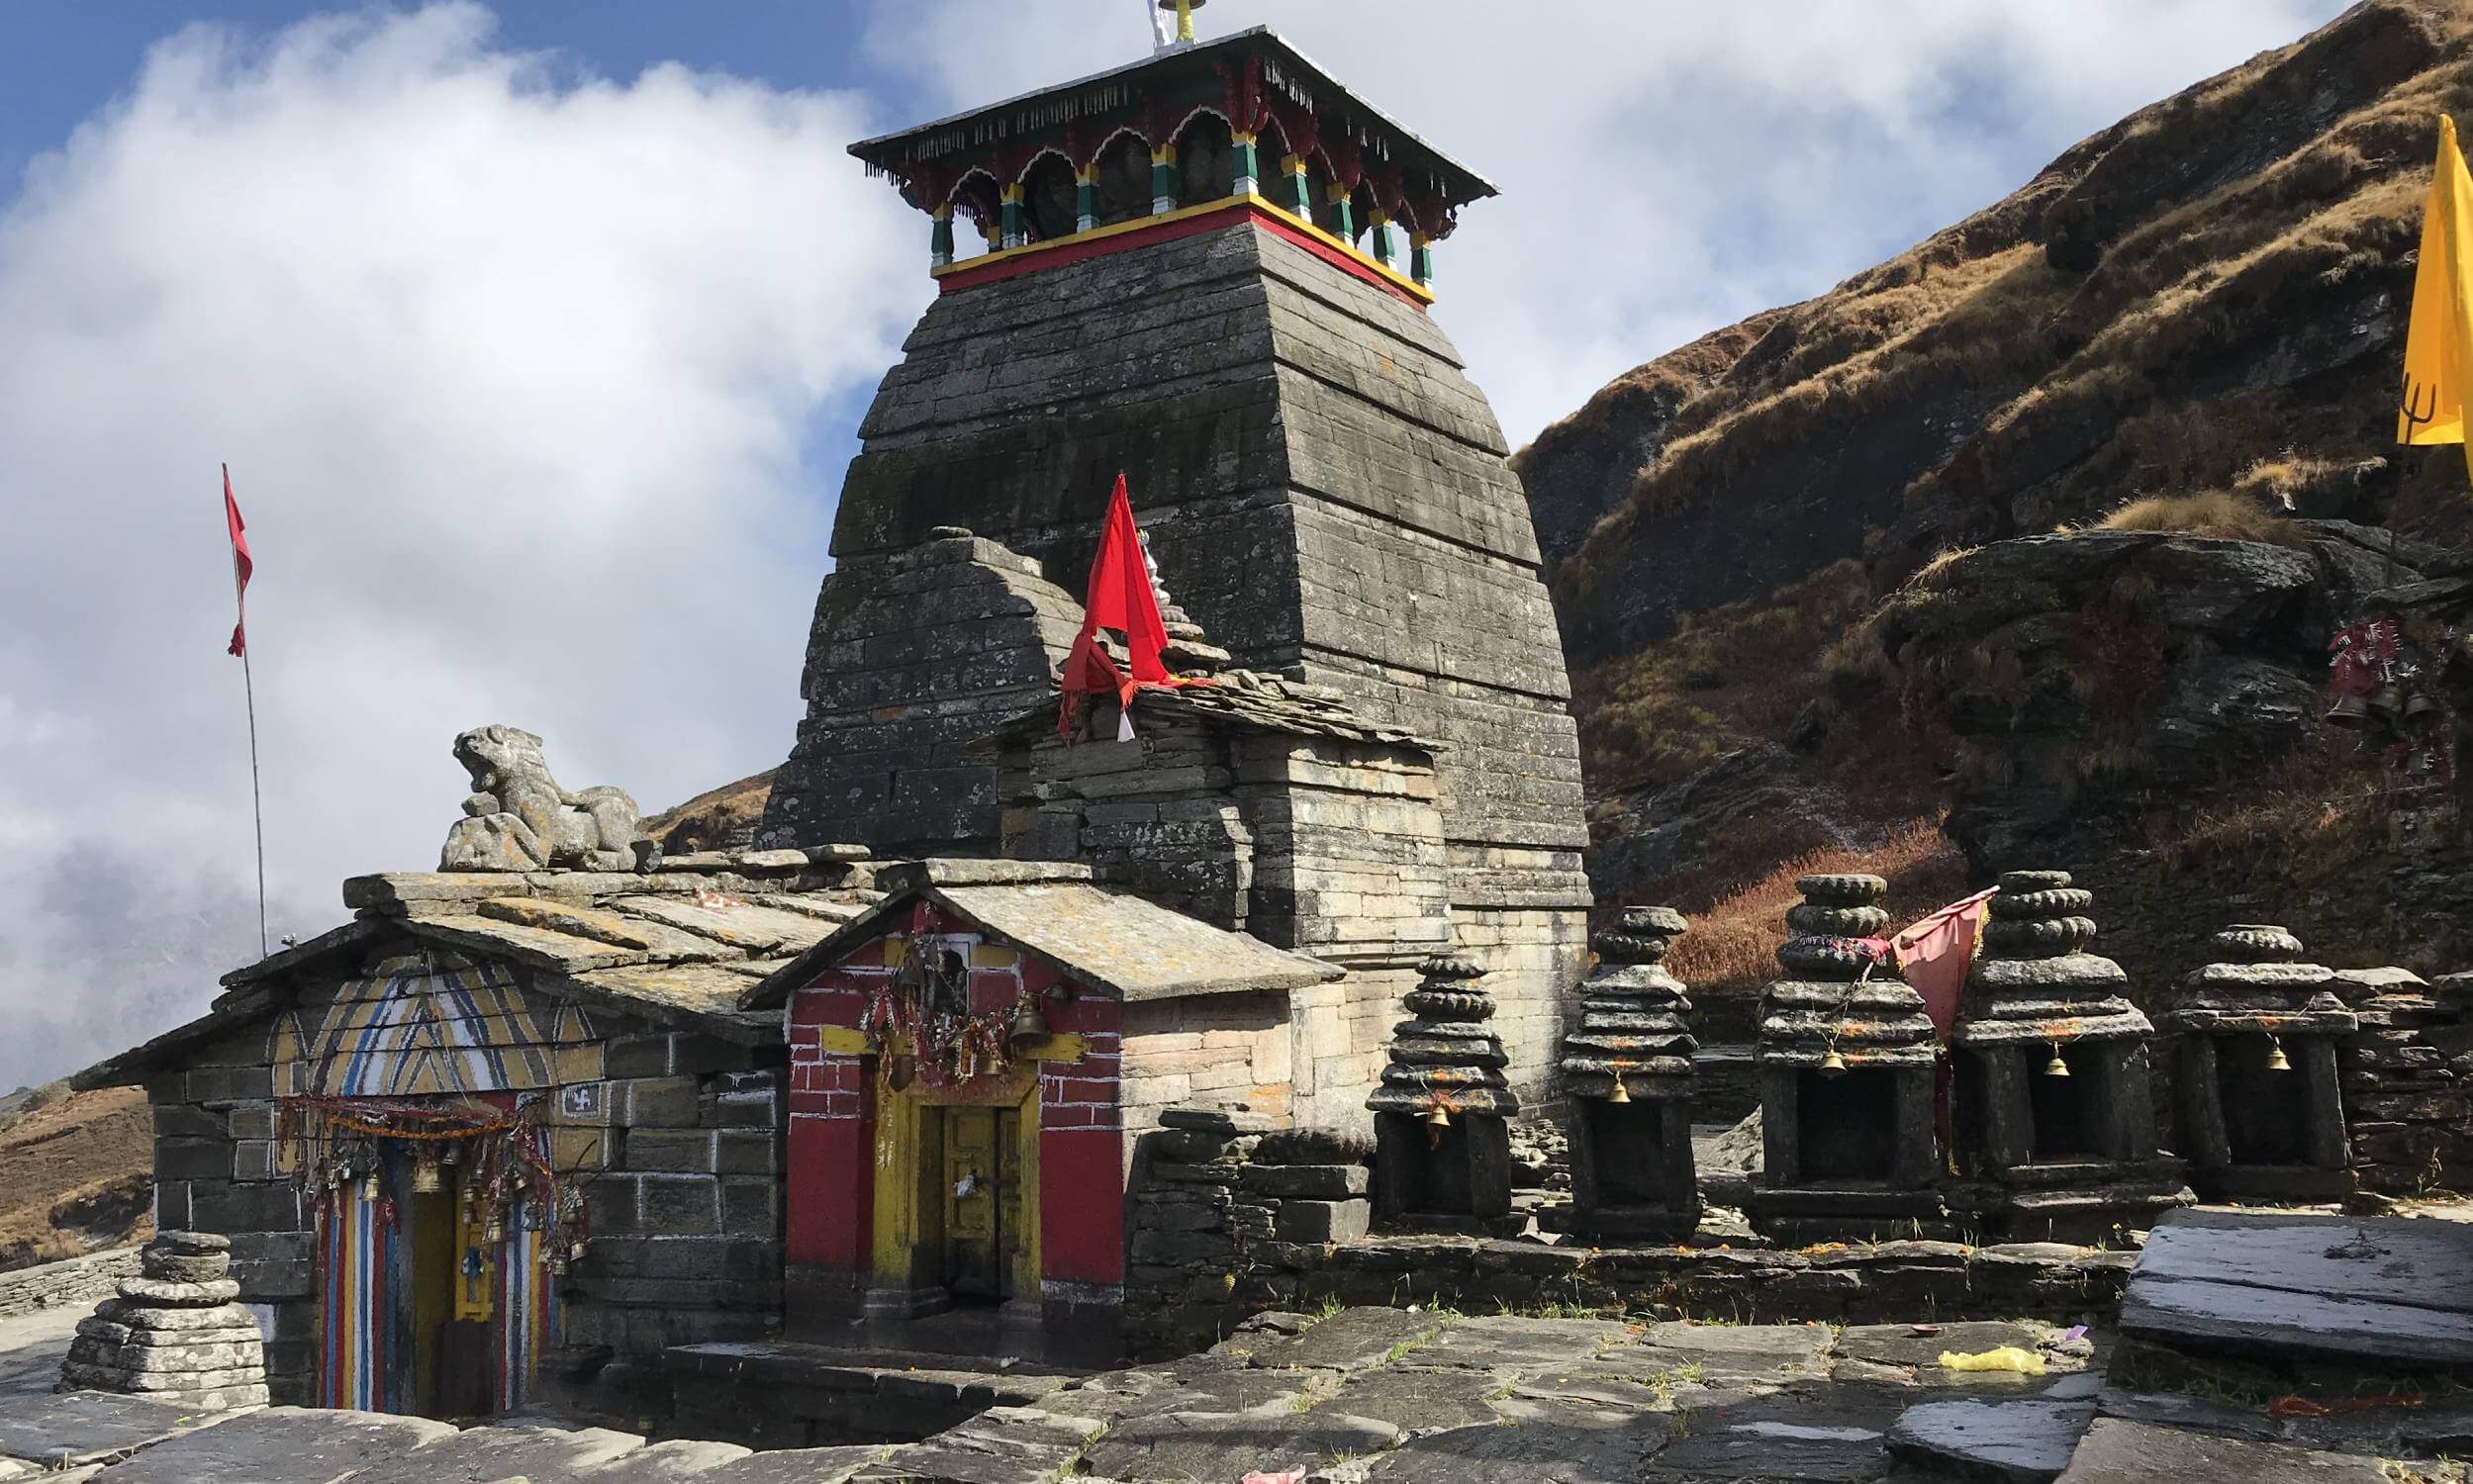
[2168,924,2357,1203]
[1748,876,1948,1243]
[1558,907,1700,1241]
[60,1231,268,1411]
[1948,871,2189,1241]
[1368,954,1520,1230]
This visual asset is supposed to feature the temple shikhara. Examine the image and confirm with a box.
[41,7,2473,1475]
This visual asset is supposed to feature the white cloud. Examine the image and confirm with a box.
[0,3,919,1088]
[861,0,2350,443]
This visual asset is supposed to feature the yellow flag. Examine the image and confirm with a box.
[2399,116,2473,486]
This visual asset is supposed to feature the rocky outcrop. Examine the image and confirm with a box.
[1534,1,2468,669]
[1858,522,2442,873]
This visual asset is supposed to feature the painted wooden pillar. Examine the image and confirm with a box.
[1232,131,1261,197]
[1410,231,1437,286]
[930,205,956,268]
[1324,181,1355,242]
[1076,164,1099,232]
[999,183,1026,248]
[1367,209,1394,267]
[1150,144,1180,216]
[1281,153,1312,219]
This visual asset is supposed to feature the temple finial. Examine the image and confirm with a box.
[1153,0,1204,50]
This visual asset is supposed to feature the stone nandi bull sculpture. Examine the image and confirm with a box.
[439,724,652,872]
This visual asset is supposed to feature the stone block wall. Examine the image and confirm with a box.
[2334,972,2473,1192]
[1119,992,1291,1135]
[765,533,1081,856]
[0,1246,142,1320]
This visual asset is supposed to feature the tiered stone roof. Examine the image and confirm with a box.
[1958,870,2150,1045]
[1757,876,1935,1069]
[2169,925,2358,1037]
[1558,907,1696,1102]
[1368,954,1520,1120]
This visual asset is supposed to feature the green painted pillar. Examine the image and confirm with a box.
[1282,154,1312,219]
[1232,132,1261,197]
[1411,232,1436,287]
[1367,210,1394,267]
[1076,166,1098,232]
[931,205,956,268]
[1324,182,1355,242]
[999,184,1025,248]
[1151,144,1179,216]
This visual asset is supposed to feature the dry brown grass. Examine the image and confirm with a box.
[1572,561,1874,793]
[643,769,775,853]
[2093,491,2312,546]
[1664,819,1969,999]
[0,1083,152,1271]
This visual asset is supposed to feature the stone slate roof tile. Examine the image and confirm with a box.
[744,872,1343,1011]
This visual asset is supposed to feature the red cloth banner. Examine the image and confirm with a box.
[1890,886,1998,1043]
[1058,474,1174,739]
[223,465,253,658]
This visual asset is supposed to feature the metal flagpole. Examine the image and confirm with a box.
[226,462,268,959]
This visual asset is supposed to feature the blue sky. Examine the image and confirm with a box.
[0,1,2351,1089]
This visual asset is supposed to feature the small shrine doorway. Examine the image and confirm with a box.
[937,1104,1020,1302]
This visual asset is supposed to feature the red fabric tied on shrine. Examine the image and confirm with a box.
[1058,473,1194,739]
[1889,887,1998,1043]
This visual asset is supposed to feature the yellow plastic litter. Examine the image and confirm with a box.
[1939,1346,2046,1375]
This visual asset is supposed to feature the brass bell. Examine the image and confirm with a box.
[1006,1002,1050,1053]
[2407,692,2442,719]
[412,1152,443,1195]
[2265,1036,2293,1073]
[2374,684,2405,716]
[1424,1102,1452,1130]
[1819,1048,1848,1076]
[2043,1045,2070,1077]
[1608,1077,1632,1105]
[2326,693,2369,725]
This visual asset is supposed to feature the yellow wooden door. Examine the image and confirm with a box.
[941,1107,1008,1299]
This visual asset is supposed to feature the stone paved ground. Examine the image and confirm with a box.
[0,1303,2456,1481]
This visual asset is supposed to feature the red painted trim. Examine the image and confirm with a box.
[937,199,1429,312]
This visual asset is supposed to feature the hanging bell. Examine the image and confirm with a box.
[1608,1076,1632,1105]
[2043,1045,2071,1078]
[2374,683,2405,717]
[411,1152,442,1195]
[1007,1002,1050,1053]
[360,1170,381,1202]
[2265,1036,2293,1073]
[2326,693,2370,725]
[1424,1102,1452,1130]
[2407,692,2441,719]
[1819,1048,1848,1076]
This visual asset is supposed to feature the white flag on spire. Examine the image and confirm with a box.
[1148,0,1178,49]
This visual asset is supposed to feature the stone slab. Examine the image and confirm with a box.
[2120,1275,2473,1366]
[1394,1315,1636,1373]
[345,1423,645,1482]
[1836,1321,2049,1370]
[1318,1363,1505,1435]
[685,1444,894,1483]
[1242,1308,1445,1371]
[2134,1209,2473,1314]
[1364,1414,1669,1484]
[576,1438,754,1481]
[2053,1419,2388,1482]
[1639,1387,1905,1482]
[0,1391,224,1470]
[1629,1320,1835,1378]
[1078,1409,1400,1483]
[857,1406,1104,1484]
[87,1407,454,1483]
[1885,1397,2094,1482]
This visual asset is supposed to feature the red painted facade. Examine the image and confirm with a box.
[782,898,1127,1315]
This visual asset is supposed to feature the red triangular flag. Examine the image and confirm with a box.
[1058,474,1172,739]
[223,465,252,658]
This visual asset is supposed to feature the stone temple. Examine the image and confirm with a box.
[756,26,1588,1113]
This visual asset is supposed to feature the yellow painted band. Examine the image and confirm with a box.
[1281,154,1308,176]
[1151,144,1177,165]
